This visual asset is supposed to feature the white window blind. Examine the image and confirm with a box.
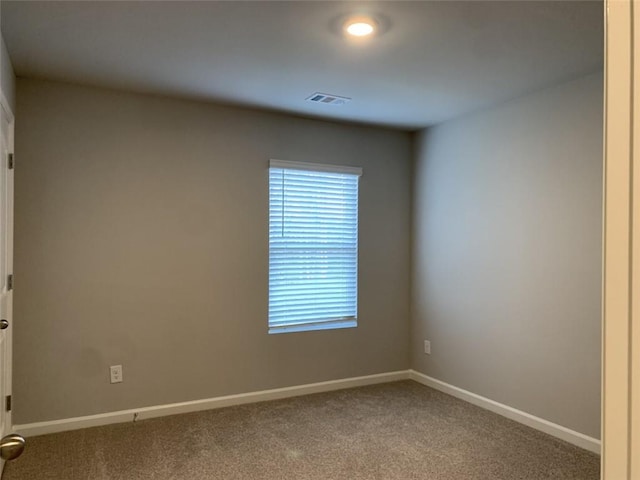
[269,160,362,334]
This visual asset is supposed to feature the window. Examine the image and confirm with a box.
[268,160,362,334]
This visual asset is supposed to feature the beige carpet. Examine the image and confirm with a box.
[3,381,599,479]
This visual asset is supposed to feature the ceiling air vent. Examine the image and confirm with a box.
[306,92,351,106]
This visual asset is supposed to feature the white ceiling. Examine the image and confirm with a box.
[0,1,603,130]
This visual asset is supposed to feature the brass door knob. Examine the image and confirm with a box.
[0,434,25,461]
[0,319,8,330]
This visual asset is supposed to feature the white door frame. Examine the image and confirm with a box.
[602,1,640,479]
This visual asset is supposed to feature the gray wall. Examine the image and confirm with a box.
[1,33,15,114]
[411,72,603,438]
[14,72,603,436]
[14,78,412,424]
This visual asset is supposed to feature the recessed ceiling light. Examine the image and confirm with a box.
[331,13,389,40]
[346,21,375,37]
[344,16,377,37]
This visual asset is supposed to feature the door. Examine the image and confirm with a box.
[0,102,23,474]
[0,101,13,473]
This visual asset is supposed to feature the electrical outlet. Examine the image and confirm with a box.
[424,340,431,355]
[110,365,123,384]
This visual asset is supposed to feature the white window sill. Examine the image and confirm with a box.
[268,319,357,335]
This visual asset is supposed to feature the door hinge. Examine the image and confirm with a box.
[5,395,11,412]
[7,274,13,291]
[7,153,13,170]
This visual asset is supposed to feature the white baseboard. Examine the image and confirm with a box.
[409,369,601,454]
[14,369,602,455]
[13,370,411,437]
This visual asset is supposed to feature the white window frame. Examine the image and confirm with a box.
[268,159,362,334]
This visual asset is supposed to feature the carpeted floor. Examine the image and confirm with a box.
[3,381,599,479]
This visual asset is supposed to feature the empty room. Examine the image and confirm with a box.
[0,0,634,479]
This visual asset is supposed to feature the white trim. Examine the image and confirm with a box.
[409,370,601,454]
[269,159,363,176]
[13,369,602,456]
[14,371,409,437]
